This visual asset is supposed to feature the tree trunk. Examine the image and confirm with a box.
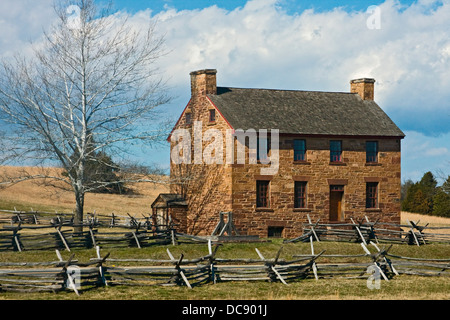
[74,190,85,233]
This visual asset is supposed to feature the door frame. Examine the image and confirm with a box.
[329,185,344,221]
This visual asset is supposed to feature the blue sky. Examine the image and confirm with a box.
[112,0,416,14]
[0,0,449,183]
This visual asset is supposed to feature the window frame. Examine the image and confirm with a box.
[185,112,192,125]
[330,140,342,162]
[256,180,270,208]
[366,182,379,209]
[294,139,306,161]
[294,181,307,208]
[257,136,270,162]
[366,141,378,163]
[209,109,216,123]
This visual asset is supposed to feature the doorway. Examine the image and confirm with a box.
[329,185,344,221]
[156,208,168,231]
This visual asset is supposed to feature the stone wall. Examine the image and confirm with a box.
[168,69,402,238]
[231,136,402,238]
[169,82,233,235]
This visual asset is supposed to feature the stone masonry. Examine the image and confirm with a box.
[167,69,403,238]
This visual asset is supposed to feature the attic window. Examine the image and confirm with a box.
[209,109,216,123]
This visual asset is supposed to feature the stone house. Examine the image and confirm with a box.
[156,69,405,238]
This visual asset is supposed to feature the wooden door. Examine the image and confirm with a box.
[156,208,168,230]
[329,191,343,221]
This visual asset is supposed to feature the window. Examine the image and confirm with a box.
[330,185,345,192]
[268,226,284,238]
[256,180,270,208]
[330,140,342,162]
[185,113,192,125]
[294,181,307,208]
[209,109,216,122]
[294,139,306,161]
[257,137,270,161]
[366,141,378,163]
[366,182,378,208]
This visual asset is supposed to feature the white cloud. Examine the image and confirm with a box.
[1,0,450,177]
[402,130,450,181]
[0,0,56,57]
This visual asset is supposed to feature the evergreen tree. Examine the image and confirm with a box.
[401,179,414,202]
[412,189,432,215]
[432,190,450,217]
[419,171,438,199]
[441,175,450,195]
[401,172,439,215]
[402,182,419,212]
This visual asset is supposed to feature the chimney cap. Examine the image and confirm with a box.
[190,69,217,76]
[350,78,376,84]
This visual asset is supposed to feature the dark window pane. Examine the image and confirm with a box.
[330,185,345,192]
[294,181,307,208]
[209,109,216,122]
[330,141,342,162]
[185,113,191,125]
[257,137,270,161]
[294,139,306,161]
[366,182,378,208]
[268,226,284,238]
[257,180,270,207]
[366,141,378,163]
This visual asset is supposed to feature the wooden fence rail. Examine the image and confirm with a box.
[1,240,448,295]
[285,215,450,246]
[0,221,208,252]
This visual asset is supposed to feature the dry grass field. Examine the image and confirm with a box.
[0,166,449,301]
[0,166,169,216]
[402,211,450,229]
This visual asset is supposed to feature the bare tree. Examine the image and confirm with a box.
[0,0,171,231]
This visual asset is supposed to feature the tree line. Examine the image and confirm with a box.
[401,171,450,217]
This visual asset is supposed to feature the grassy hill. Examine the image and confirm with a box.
[0,166,169,216]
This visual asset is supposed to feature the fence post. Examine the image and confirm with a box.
[255,247,288,285]
[370,241,398,276]
[307,214,320,242]
[89,224,97,248]
[360,242,389,281]
[12,223,22,252]
[95,246,110,287]
[310,236,319,280]
[131,223,142,249]
[351,218,367,245]
[55,223,71,252]
[166,248,192,289]
[61,253,79,296]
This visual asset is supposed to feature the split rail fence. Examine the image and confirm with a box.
[285,215,450,246]
[0,209,207,252]
[0,239,449,295]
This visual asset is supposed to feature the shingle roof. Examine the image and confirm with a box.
[151,193,187,208]
[207,87,405,137]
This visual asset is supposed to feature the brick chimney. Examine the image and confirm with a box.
[190,69,217,98]
[350,78,375,100]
